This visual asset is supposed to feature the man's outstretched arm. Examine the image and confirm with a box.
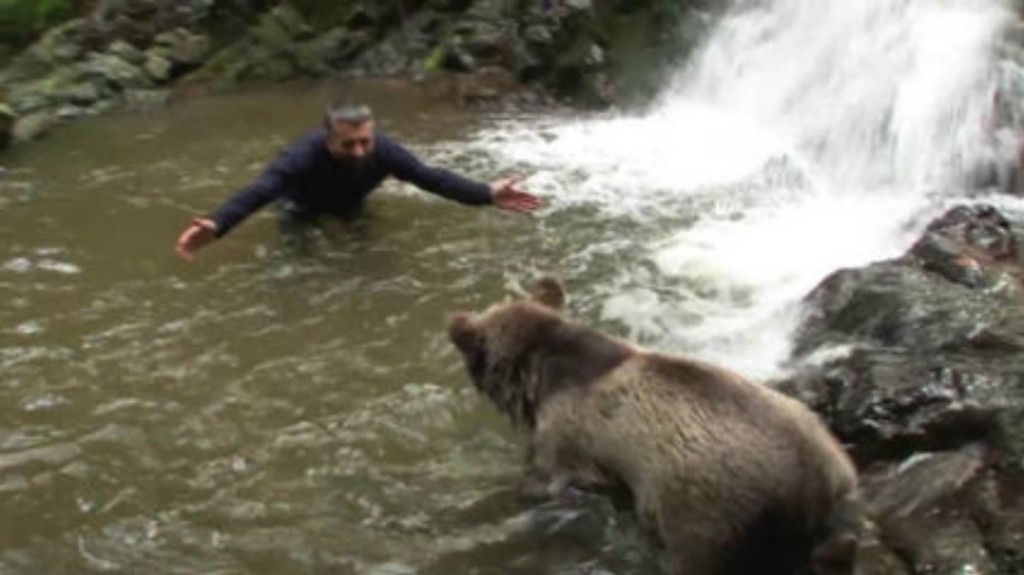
[382,137,541,212]
[175,152,296,260]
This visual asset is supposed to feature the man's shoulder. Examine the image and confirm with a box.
[276,129,329,168]
[373,131,398,152]
[288,129,328,154]
[373,132,417,163]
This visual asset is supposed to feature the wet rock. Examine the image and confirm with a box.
[305,26,367,68]
[896,515,999,574]
[966,473,1024,573]
[151,27,210,72]
[511,1,613,106]
[781,348,1024,463]
[59,81,104,106]
[861,445,987,521]
[9,19,90,78]
[349,32,414,77]
[249,6,301,48]
[452,19,508,66]
[0,103,13,150]
[784,206,1024,395]
[265,3,314,41]
[565,0,595,11]
[12,111,59,142]
[143,52,172,83]
[844,446,998,573]
[910,204,1022,288]
[524,24,556,46]
[789,206,1024,364]
[107,39,145,66]
[103,12,159,51]
[777,203,1024,572]
[189,5,360,86]
[854,533,911,575]
[81,52,153,90]
[6,79,54,114]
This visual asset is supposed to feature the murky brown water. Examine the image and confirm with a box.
[0,79,655,574]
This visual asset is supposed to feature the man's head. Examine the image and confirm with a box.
[324,102,375,163]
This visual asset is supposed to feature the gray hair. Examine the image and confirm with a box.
[324,102,374,132]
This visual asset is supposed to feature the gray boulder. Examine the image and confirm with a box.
[12,110,59,143]
[80,52,153,90]
[151,27,210,71]
[776,204,1024,573]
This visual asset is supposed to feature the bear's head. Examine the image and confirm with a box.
[448,277,632,428]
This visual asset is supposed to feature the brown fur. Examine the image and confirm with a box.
[449,278,862,575]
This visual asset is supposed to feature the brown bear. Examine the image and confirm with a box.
[448,277,862,575]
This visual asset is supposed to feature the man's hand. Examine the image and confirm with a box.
[175,218,218,261]
[490,178,542,213]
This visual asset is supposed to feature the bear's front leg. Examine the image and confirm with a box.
[520,421,615,503]
[519,439,571,502]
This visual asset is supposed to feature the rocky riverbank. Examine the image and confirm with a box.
[0,0,716,151]
[777,203,1024,573]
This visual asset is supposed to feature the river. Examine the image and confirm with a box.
[0,0,1017,573]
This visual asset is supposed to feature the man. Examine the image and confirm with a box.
[175,103,542,260]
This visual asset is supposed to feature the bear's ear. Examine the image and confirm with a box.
[448,312,480,352]
[531,277,565,310]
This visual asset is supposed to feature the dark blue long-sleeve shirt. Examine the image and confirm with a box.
[208,129,493,237]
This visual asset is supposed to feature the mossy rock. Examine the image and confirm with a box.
[142,52,172,83]
[152,28,211,68]
[253,4,311,44]
[282,0,362,33]
[80,52,153,90]
[996,408,1024,473]
[12,109,58,142]
[0,103,15,150]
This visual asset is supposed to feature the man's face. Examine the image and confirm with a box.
[326,120,375,163]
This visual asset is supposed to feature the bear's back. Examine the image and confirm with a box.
[546,351,857,574]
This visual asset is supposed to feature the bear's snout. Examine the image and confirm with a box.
[448,312,479,352]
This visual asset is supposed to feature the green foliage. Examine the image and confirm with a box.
[284,0,360,32]
[0,0,81,46]
[423,42,446,73]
